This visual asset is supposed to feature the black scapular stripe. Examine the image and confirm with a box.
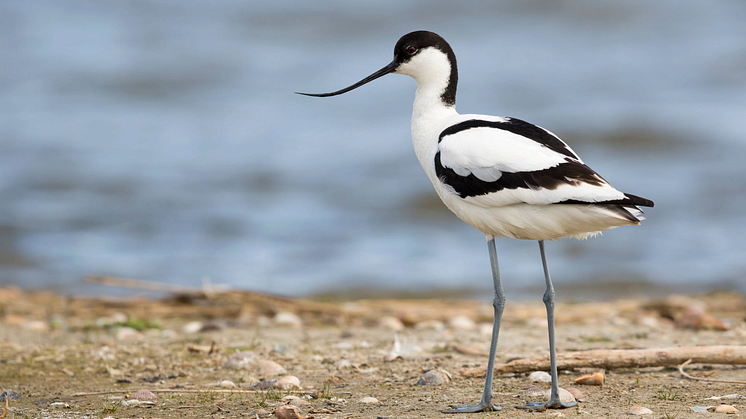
[435,154,605,199]
[438,118,577,159]
[560,193,655,208]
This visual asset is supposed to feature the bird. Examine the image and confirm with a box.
[298,30,653,413]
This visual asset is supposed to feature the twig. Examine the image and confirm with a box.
[72,389,296,397]
[86,275,217,296]
[462,345,746,378]
[1,389,8,419]
[678,359,746,385]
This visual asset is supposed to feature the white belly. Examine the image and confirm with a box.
[432,182,639,241]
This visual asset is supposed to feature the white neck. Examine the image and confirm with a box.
[410,84,458,181]
[396,47,459,179]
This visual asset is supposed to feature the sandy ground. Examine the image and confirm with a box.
[1,287,745,418]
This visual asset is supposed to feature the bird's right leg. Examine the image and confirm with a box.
[442,237,504,413]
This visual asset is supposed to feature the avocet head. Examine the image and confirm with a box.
[298,30,458,106]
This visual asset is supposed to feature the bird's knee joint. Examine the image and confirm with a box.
[493,295,506,309]
[542,290,555,304]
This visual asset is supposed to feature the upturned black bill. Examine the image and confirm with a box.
[296,61,397,97]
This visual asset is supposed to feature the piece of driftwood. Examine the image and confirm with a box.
[678,359,746,385]
[72,389,285,397]
[461,345,746,378]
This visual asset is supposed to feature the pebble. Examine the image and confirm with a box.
[710,405,739,414]
[182,321,203,334]
[335,359,353,370]
[199,319,226,332]
[565,387,586,402]
[333,341,353,350]
[529,371,552,383]
[275,375,301,390]
[289,398,310,407]
[219,379,237,389]
[414,319,445,331]
[626,406,653,415]
[448,315,476,330]
[224,350,260,370]
[359,396,379,404]
[524,387,545,401]
[0,389,20,401]
[275,405,312,419]
[415,369,452,386]
[383,353,403,362]
[132,389,157,400]
[271,344,292,354]
[273,312,303,328]
[260,360,288,378]
[25,320,50,332]
[477,323,493,336]
[378,316,405,331]
[574,371,604,386]
[544,388,575,404]
[115,326,143,341]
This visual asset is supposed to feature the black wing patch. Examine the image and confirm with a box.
[438,118,578,159]
[435,153,605,199]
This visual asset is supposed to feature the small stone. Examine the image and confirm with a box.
[182,321,203,334]
[25,320,50,332]
[274,375,301,390]
[260,360,287,378]
[116,327,143,341]
[289,398,310,407]
[275,405,313,419]
[359,396,379,404]
[333,341,353,350]
[574,370,604,386]
[544,388,575,404]
[224,351,260,370]
[378,316,405,331]
[273,312,303,328]
[199,319,226,332]
[0,390,20,401]
[414,320,445,331]
[219,380,237,388]
[271,344,292,354]
[335,359,352,370]
[524,387,545,401]
[626,406,653,415]
[132,389,157,400]
[711,404,739,414]
[565,387,586,402]
[415,369,452,386]
[383,353,402,362]
[477,323,493,336]
[529,371,552,383]
[448,315,476,330]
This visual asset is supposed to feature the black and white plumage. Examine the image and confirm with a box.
[300,30,653,413]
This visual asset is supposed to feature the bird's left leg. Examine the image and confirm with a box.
[517,240,577,411]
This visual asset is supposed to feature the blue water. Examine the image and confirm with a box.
[1,0,745,299]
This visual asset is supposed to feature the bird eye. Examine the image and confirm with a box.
[405,45,418,55]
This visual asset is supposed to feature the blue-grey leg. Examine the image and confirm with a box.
[517,240,577,411]
[442,238,504,413]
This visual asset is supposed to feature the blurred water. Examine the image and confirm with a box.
[1,0,745,299]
